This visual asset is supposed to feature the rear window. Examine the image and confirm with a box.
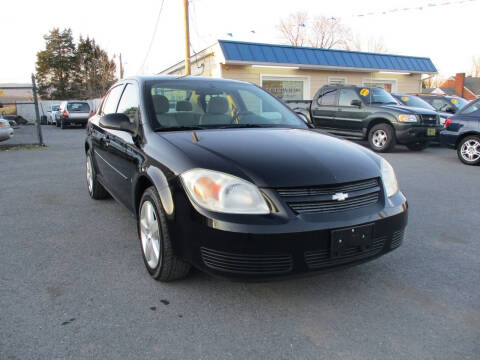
[67,102,90,112]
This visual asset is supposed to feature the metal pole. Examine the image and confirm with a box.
[183,0,191,76]
[31,74,44,146]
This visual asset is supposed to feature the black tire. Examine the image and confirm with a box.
[86,150,109,199]
[61,119,66,129]
[406,141,429,151]
[138,186,191,281]
[457,135,480,166]
[368,123,396,152]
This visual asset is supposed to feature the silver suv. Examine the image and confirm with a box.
[57,101,91,129]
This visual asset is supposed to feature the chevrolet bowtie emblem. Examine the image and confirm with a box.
[332,192,349,201]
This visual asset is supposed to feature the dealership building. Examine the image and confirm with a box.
[159,40,437,100]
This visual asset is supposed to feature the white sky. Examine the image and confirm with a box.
[1,0,478,83]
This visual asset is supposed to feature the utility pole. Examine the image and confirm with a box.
[119,53,124,79]
[31,74,44,146]
[183,0,191,76]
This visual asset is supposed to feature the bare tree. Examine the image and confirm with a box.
[309,16,352,49]
[278,13,352,50]
[422,75,444,89]
[278,12,308,47]
[347,35,388,53]
[470,57,480,77]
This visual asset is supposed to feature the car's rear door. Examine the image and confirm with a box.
[91,84,125,188]
[101,82,142,210]
[310,89,338,129]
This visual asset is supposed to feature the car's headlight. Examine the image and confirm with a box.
[180,169,270,214]
[398,114,418,123]
[380,158,399,197]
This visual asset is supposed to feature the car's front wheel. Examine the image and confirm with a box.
[406,141,429,151]
[138,186,190,281]
[457,135,480,165]
[86,151,109,199]
[368,123,396,152]
[61,119,66,129]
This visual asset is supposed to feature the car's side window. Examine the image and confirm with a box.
[338,89,359,107]
[317,90,338,106]
[117,84,139,124]
[459,101,480,115]
[101,85,124,116]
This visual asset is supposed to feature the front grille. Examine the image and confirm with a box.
[305,235,386,270]
[200,247,293,275]
[420,114,438,126]
[277,178,381,214]
[391,230,404,249]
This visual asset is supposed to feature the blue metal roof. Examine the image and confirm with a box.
[218,40,437,73]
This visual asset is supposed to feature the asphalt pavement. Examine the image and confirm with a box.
[0,126,478,359]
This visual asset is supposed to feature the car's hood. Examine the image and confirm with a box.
[375,104,438,115]
[159,128,382,188]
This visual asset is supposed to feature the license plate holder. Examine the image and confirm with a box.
[331,224,374,258]
[427,128,436,136]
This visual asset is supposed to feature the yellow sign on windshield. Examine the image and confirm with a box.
[401,96,409,102]
[360,88,370,96]
[451,98,458,105]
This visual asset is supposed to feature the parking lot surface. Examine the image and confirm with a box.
[1,126,479,359]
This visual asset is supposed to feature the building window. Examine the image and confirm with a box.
[261,76,309,101]
[362,79,397,93]
[328,77,347,85]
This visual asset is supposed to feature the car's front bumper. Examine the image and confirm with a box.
[169,187,408,281]
[395,124,443,144]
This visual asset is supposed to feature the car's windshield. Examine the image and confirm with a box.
[359,87,398,105]
[146,80,307,130]
[52,105,60,111]
[447,97,468,111]
[395,95,436,110]
[67,102,90,112]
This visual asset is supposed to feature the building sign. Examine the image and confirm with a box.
[262,80,304,101]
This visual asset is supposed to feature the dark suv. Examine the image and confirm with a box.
[287,85,442,152]
[416,94,468,115]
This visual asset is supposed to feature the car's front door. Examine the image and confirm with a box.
[334,89,367,133]
[311,89,338,129]
[100,82,142,211]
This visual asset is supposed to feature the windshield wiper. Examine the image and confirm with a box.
[153,126,206,132]
[216,124,268,129]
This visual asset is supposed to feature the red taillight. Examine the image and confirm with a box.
[444,118,452,129]
[63,110,69,118]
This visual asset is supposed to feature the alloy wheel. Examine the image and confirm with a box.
[140,201,161,269]
[460,139,480,162]
[372,129,387,148]
[86,155,93,193]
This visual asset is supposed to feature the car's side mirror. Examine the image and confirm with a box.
[99,113,135,133]
[351,99,362,107]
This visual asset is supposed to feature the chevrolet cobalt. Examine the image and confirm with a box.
[85,76,407,281]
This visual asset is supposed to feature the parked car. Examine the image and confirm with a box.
[48,104,60,125]
[0,118,14,142]
[392,93,450,126]
[286,85,442,152]
[440,98,480,165]
[57,101,91,129]
[416,94,468,115]
[1,114,28,125]
[85,76,408,281]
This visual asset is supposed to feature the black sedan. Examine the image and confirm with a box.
[84,76,408,281]
[441,98,480,165]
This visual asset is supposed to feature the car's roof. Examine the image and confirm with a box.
[122,75,251,86]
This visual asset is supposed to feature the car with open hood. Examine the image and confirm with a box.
[84,76,408,281]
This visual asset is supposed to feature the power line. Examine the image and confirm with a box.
[138,0,165,74]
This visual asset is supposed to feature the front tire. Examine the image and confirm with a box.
[406,141,429,151]
[86,150,109,199]
[457,135,480,165]
[61,119,66,129]
[368,123,396,152]
[138,186,190,281]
